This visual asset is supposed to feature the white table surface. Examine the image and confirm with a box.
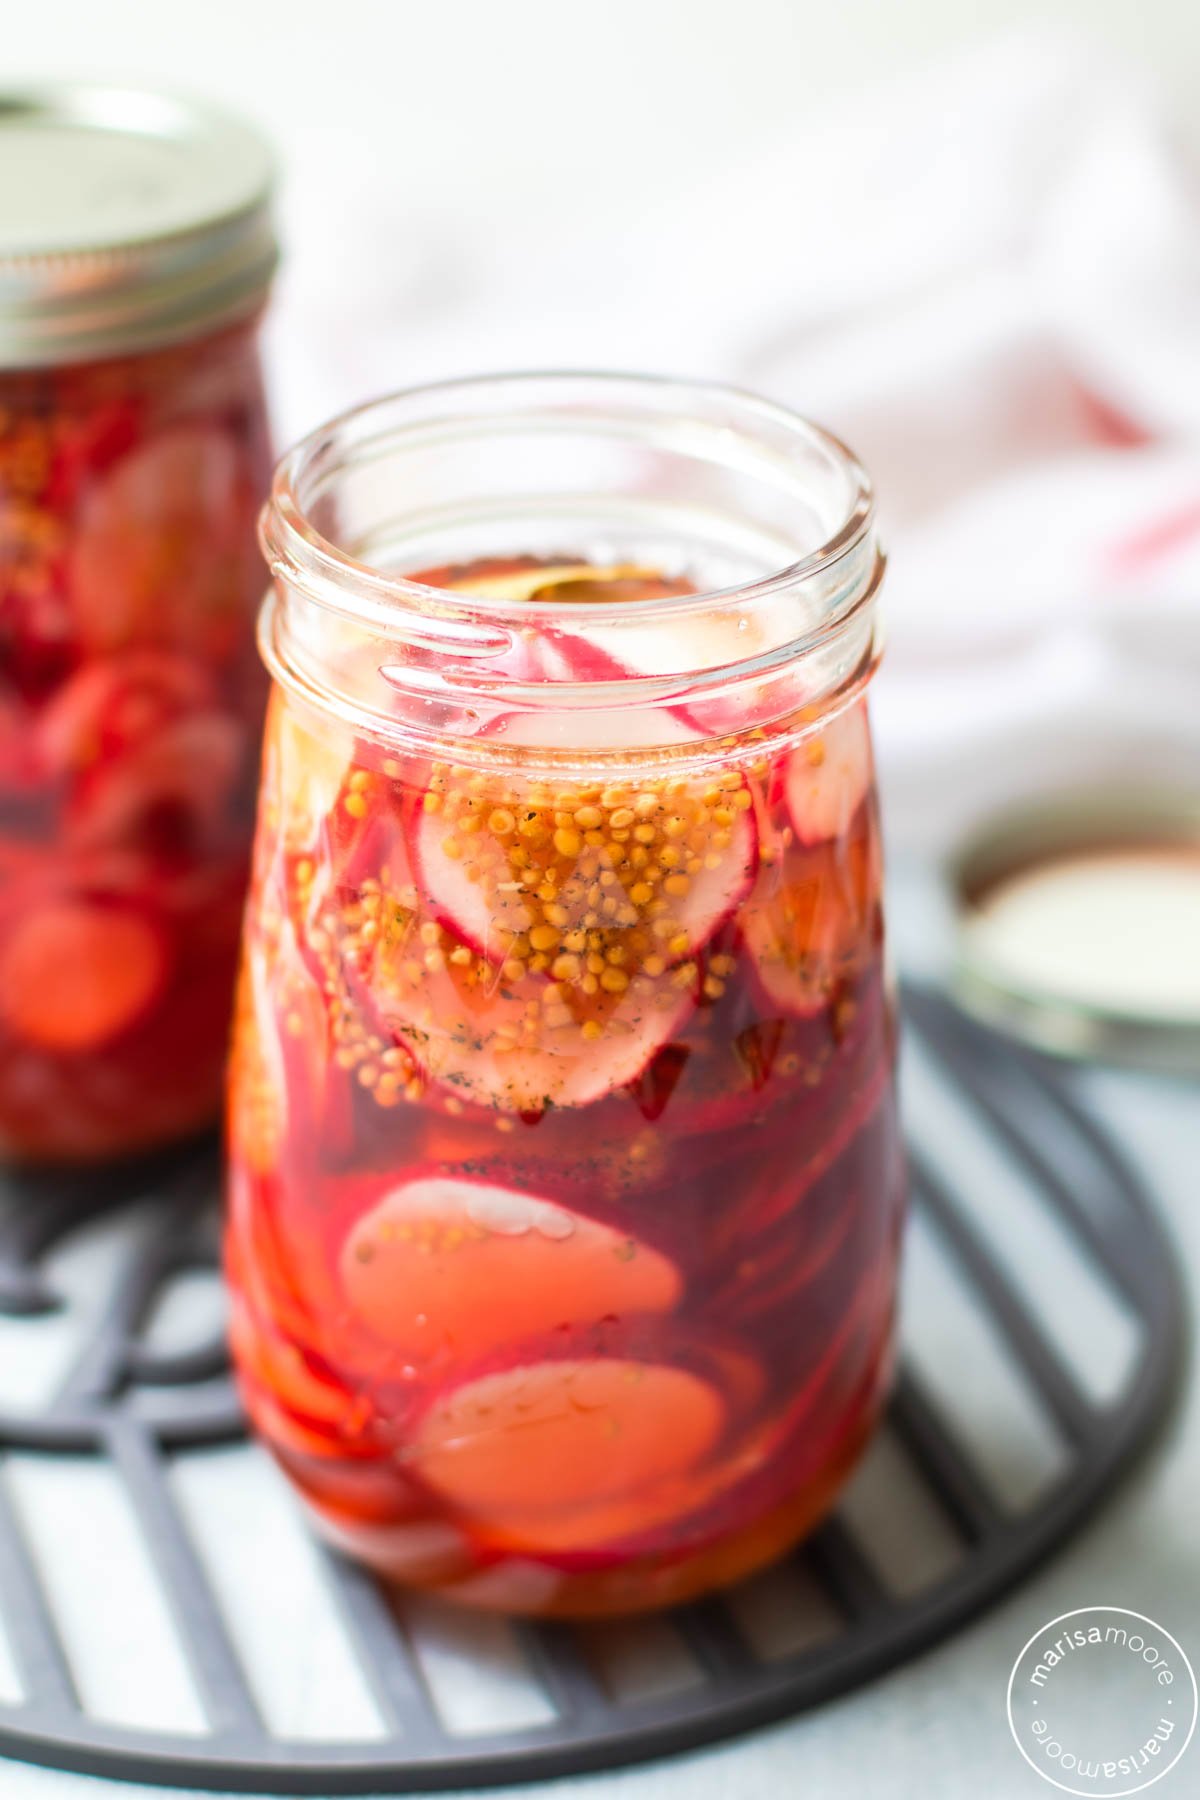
[1,866,1196,1800]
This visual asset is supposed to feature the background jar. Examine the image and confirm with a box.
[231,373,904,1616]
[0,88,277,1163]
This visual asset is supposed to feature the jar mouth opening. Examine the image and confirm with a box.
[262,370,875,642]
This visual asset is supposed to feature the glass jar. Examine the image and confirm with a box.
[0,88,277,1162]
[229,373,904,1617]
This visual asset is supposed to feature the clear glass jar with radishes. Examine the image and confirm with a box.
[228,375,904,1616]
[0,89,276,1163]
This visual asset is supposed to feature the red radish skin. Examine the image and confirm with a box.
[328,794,414,912]
[341,1173,682,1362]
[427,560,688,693]
[520,569,813,744]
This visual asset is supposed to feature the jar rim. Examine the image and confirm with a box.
[262,370,876,640]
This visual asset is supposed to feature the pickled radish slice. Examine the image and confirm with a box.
[70,424,257,654]
[783,703,872,845]
[743,829,879,1018]
[405,553,760,962]
[528,566,808,741]
[427,559,687,689]
[66,711,245,854]
[414,1359,724,1540]
[264,691,349,853]
[227,962,287,1176]
[284,1455,438,1533]
[515,563,695,663]
[0,901,167,1051]
[367,951,695,1113]
[326,790,411,907]
[484,703,693,753]
[522,567,696,690]
[333,795,707,1107]
[664,803,757,951]
[441,982,691,1111]
[342,1175,680,1361]
[411,736,756,971]
[742,901,838,1019]
[410,811,534,956]
[228,1302,350,1431]
[418,557,625,689]
[36,651,214,776]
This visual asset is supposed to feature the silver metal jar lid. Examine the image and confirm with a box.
[948,788,1200,1075]
[0,85,278,368]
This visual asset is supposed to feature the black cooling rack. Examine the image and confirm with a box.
[0,986,1187,1794]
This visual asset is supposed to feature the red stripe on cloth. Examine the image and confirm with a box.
[1106,496,1200,575]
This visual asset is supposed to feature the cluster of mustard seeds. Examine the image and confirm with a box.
[300,860,426,1110]
[419,760,755,1003]
[0,411,67,601]
[255,731,862,1128]
[269,753,767,1112]
[351,1212,493,1265]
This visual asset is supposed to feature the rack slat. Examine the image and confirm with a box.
[803,1519,891,1621]
[106,1422,263,1742]
[0,1467,78,1714]
[910,1154,1096,1446]
[670,1602,756,1682]
[514,1623,611,1725]
[319,1552,441,1747]
[905,990,1147,1303]
[887,1369,999,1545]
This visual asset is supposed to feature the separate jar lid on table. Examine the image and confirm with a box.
[949,789,1200,1075]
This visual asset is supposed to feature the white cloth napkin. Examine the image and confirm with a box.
[266,27,1200,851]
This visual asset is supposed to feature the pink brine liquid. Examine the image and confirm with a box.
[226,557,904,1616]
